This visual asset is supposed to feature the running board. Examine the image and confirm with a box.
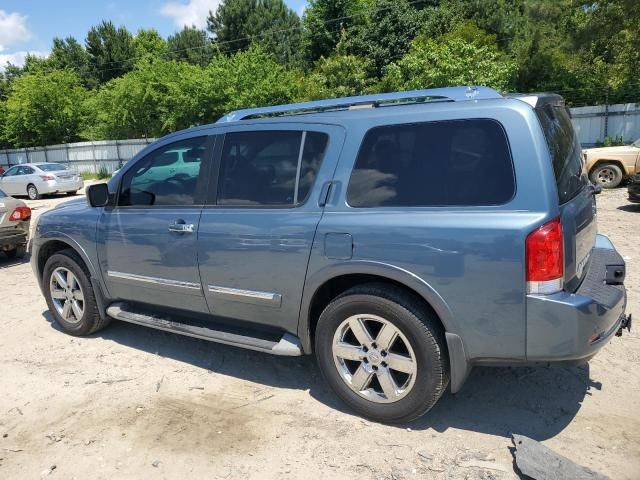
[106,303,302,356]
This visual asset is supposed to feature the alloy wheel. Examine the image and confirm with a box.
[332,314,417,404]
[49,267,85,324]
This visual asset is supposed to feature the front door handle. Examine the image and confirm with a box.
[168,221,195,233]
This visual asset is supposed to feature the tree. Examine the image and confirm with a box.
[302,0,358,63]
[204,45,299,119]
[87,60,207,139]
[167,27,213,67]
[381,23,516,92]
[3,70,88,147]
[48,37,93,86]
[340,0,422,77]
[207,0,302,65]
[134,29,168,64]
[86,21,136,84]
[301,54,377,99]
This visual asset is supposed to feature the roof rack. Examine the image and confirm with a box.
[216,86,503,123]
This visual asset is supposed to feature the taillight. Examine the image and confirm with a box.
[9,206,31,221]
[40,175,55,181]
[526,217,563,295]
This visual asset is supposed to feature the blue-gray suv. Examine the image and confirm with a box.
[31,87,631,423]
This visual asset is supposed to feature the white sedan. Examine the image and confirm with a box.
[0,163,84,200]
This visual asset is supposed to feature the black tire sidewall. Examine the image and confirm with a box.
[27,184,39,200]
[43,252,97,335]
[315,292,446,423]
[591,164,623,188]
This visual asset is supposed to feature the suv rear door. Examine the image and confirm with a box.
[534,99,597,291]
[197,124,344,332]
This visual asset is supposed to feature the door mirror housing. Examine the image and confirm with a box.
[86,183,110,207]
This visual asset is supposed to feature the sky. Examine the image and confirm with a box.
[0,0,307,70]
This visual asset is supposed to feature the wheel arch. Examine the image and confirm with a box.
[297,261,458,355]
[35,234,99,286]
[589,159,625,175]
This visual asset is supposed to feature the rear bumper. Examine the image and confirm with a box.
[526,234,628,363]
[0,232,28,250]
[39,179,84,194]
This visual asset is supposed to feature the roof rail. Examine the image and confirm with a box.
[216,86,503,123]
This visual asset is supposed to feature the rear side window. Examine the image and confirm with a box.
[217,130,328,207]
[535,105,588,204]
[347,119,515,207]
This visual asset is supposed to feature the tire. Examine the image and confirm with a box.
[27,184,40,200]
[43,249,110,336]
[66,191,78,196]
[5,245,26,259]
[315,283,449,424]
[590,163,623,188]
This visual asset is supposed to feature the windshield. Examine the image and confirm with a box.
[38,163,68,172]
[0,189,7,198]
[632,139,640,148]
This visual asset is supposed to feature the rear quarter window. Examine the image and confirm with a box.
[347,119,515,208]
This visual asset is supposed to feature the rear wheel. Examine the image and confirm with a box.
[590,163,623,188]
[43,250,110,335]
[27,184,40,200]
[315,284,449,423]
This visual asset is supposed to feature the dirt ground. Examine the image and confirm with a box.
[0,186,638,480]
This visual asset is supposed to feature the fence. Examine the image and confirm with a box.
[1,101,639,171]
[0,138,156,173]
[571,103,640,147]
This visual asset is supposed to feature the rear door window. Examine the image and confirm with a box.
[347,119,515,207]
[535,104,588,204]
[216,130,329,207]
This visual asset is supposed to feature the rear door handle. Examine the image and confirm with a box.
[168,221,195,233]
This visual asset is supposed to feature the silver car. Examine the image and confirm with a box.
[0,163,84,200]
[0,189,30,259]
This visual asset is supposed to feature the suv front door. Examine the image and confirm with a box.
[198,124,344,332]
[97,135,215,313]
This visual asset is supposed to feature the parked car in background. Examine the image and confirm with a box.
[0,166,5,175]
[628,175,640,203]
[30,87,631,423]
[584,138,640,188]
[0,189,31,259]
[0,163,84,200]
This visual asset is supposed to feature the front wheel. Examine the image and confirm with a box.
[315,284,449,423]
[590,163,623,188]
[43,250,110,336]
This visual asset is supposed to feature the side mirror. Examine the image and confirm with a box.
[86,183,110,207]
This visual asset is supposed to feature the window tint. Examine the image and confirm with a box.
[217,130,328,206]
[347,119,515,207]
[3,166,19,177]
[17,166,34,175]
[38,163,67,172]
[119,137,207,207]
[535,104,588,204]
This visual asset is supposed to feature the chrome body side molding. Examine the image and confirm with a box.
[107,271,202,291]
[208,285,282,308]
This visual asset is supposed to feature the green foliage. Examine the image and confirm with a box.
[207,0,302,66]
[86,21,136,84]
[48,37,93,87]
[340,0,422,77]
[302,0,359,63]
[301,54,377,99]
[381,23,516,92]
[603,135,625,147]
[167,27,213,67]
[86,60,207,139]
[134,29,168,64]
[3,70,88,147]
